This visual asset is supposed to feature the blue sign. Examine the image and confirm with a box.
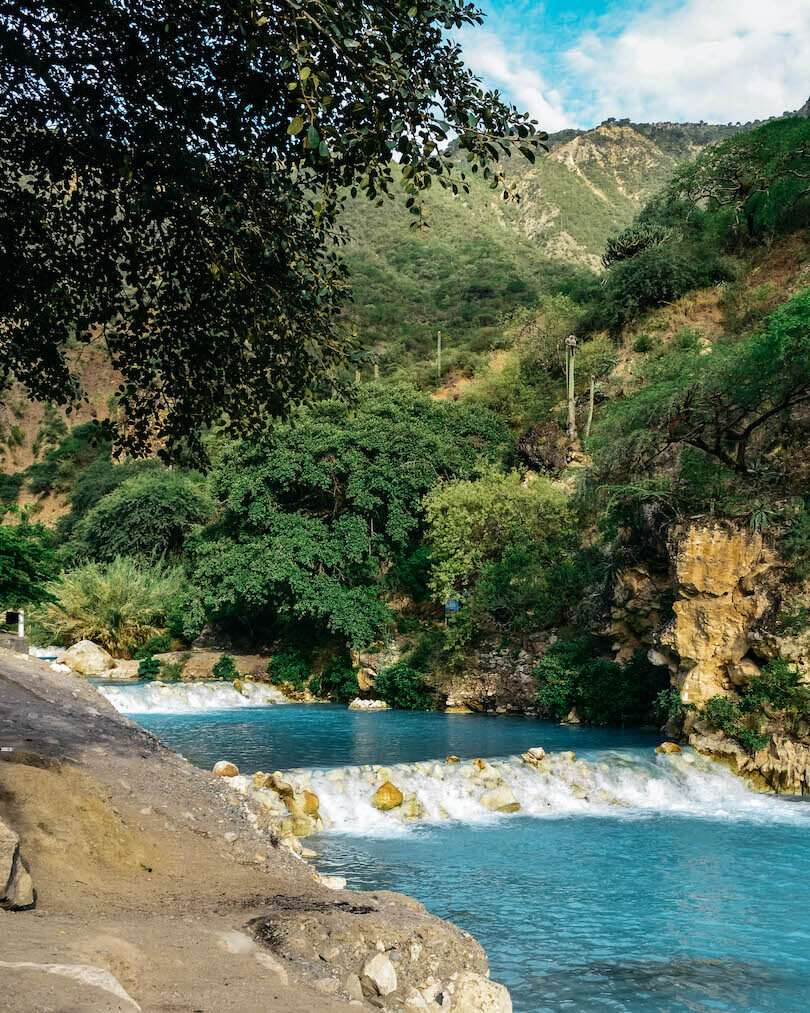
[444,598,460,615]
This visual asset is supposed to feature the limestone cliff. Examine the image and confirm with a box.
[609,521,810,793]
[662,524,784,707]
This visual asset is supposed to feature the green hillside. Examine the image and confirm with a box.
[341,116,762,382]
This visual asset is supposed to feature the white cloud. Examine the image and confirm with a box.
[567,0,810,124]
[459,0,810,129]
[457,27,573,132]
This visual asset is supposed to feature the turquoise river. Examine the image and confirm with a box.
[98,681,810,1013]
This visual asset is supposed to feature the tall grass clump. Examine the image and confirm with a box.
[32,556,184,656]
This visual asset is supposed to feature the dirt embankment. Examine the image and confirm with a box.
[0,651,505,1012]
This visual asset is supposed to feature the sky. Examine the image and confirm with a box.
[456,0,810,132]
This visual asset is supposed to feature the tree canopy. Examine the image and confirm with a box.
[188,385,510,646]
[0,1,542,460]
[590,287,810,479]
[0,523,57,609]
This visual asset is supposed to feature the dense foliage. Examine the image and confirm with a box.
[0,522,57,608]
[590,288,810,482]
[189,385,509,646]
[68,469,214,563]
[30,557,183,656]
[534,638,668,727]
[374,661,433,710]
[0,0,540,460]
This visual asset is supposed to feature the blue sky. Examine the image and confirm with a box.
[456,0,810,131]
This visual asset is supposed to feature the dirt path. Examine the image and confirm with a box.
[0,651,500,1012]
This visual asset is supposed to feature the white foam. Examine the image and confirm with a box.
[96,679,289,713]
[269,750,810,835]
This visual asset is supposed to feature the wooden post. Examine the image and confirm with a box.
[437,330,442,380]
[565,334,577,441]
[585,377,595,439]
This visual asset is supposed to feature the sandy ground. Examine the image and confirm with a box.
[0,651,491,1012]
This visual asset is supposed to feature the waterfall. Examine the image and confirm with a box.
[238,749,810,835]
[96,679,289,713]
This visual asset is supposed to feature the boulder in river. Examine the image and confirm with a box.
[56,640,113,676]
[213,760,239,777]
[371,781,404,811]
[479,786,521,813]
[656,741,682,754]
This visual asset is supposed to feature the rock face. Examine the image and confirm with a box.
[688,719,810,795]
[56,640,113,676]
[442,645,537,713]
[353,642,402,693]
[453,970,513,1013]
[661,524,783,707]
[1,816,35,910]
[610,566,669,662]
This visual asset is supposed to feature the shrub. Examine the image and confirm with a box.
[31,556,184,656]
[374,661,433,710]
[0,472,22,504]
[700,660,810,754]
[309,656,359,703]
[632,334,654,354]
[160,661,185,682]
[212,654,238,681]
[654,687,695,730]
[133,632,173,659]
[70,469,214,562]
[139,656,160,680]
[267,650,309,691]
[534,638,668,726]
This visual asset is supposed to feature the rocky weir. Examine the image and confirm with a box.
[214,744,800,841]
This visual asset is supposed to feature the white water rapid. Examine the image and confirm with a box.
[230,749,810,835]
[96,679,289,713]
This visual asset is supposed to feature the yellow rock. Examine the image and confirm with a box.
[213,760,239,777]
[445,755,460,763]
[371,781,404,811]
[655,741,682,754]
[302,789,320,814]
[252,771,271,788]
[267,773,294,797]
[473,758,486,771]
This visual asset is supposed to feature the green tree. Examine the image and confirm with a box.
[0,523,57,608]
[0,2,542,460]
[190,385,509,647]
[425,468,570,600]
[590,288,810,479]
[665,117,810,240]
[70,469,214,562]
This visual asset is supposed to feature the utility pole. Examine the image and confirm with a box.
[565,334,577,441]
[436,330,442,380]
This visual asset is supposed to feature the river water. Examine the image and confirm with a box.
[98,681,810,1013]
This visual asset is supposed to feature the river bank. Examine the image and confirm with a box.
[0,650,510,1012]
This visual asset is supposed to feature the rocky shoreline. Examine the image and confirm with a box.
[0,649,512,1012]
